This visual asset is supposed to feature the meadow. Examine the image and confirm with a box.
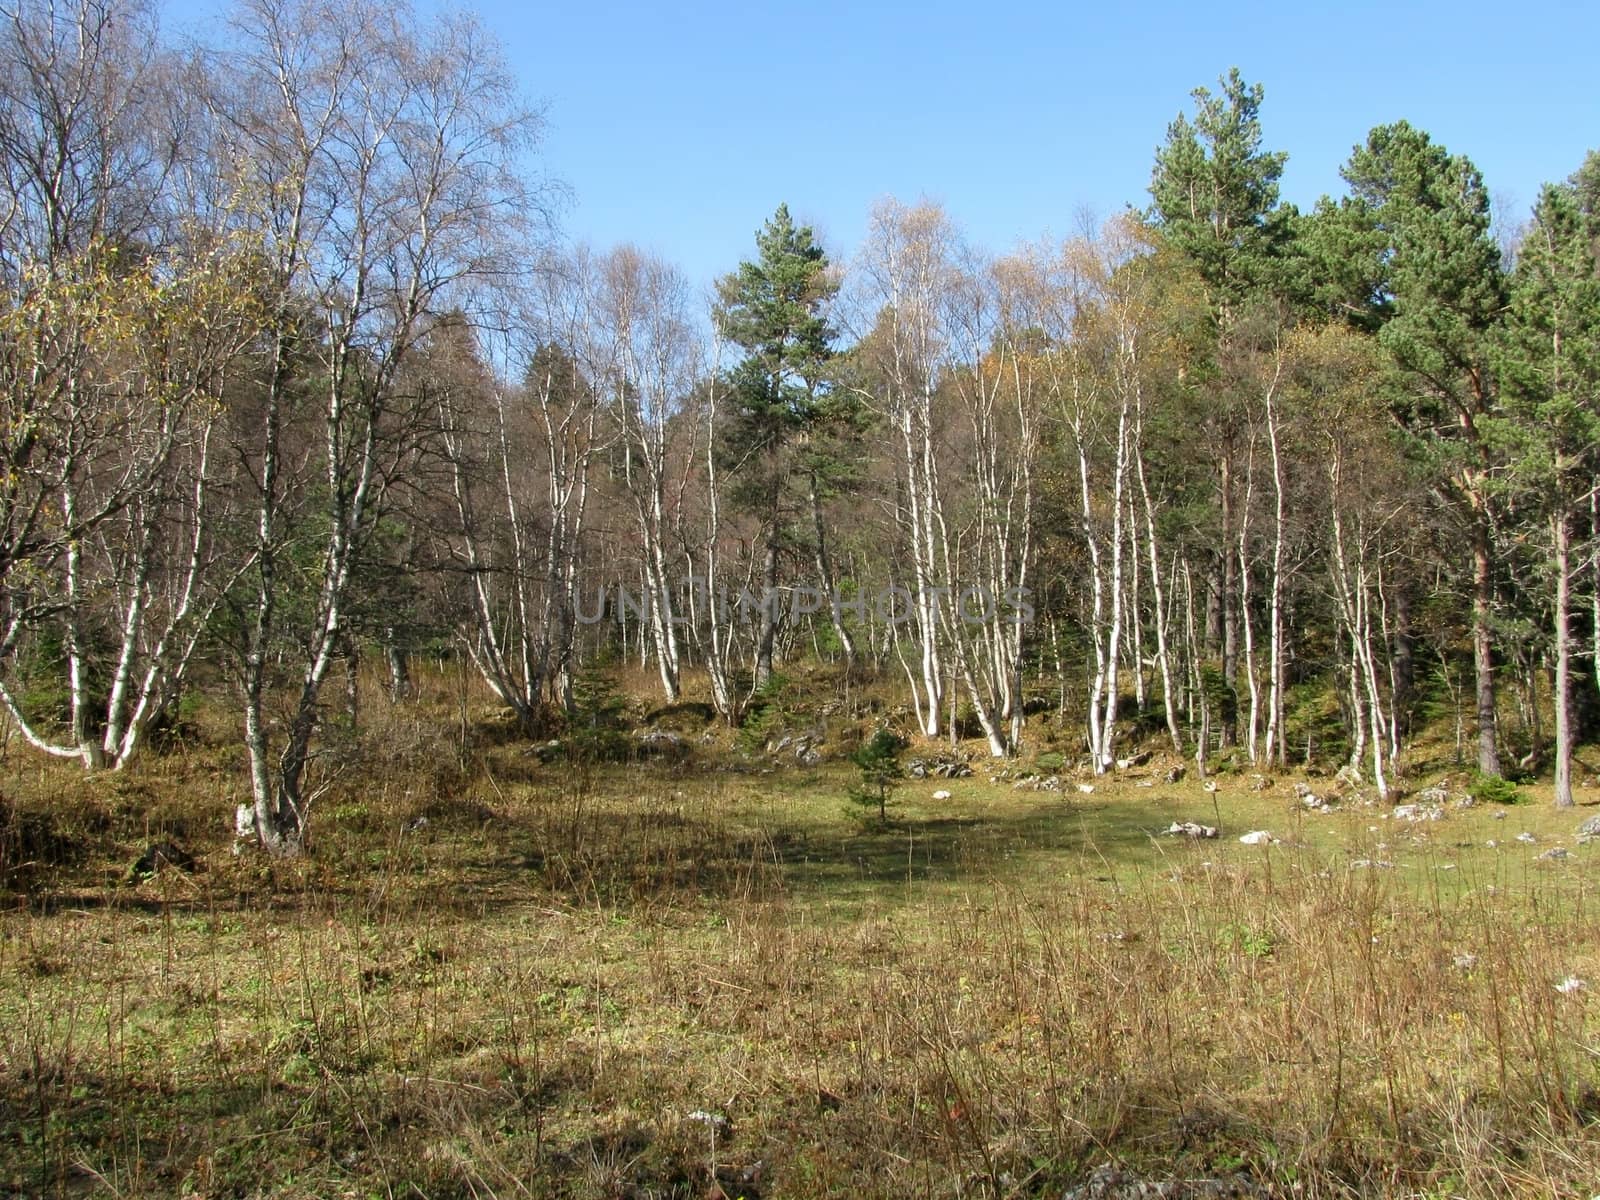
[2,667,1598,1199]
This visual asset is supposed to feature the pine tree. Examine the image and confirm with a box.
[848,729,904,826]
[1333,121,1509,777]
[1495,181,1600,806]
[714,205,841,688]
[1149,69,1289,747]
[1149,67,1289,331]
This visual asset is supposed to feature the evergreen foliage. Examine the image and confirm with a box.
[847,728,904,827]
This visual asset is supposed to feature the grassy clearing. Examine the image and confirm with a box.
[2,681,1599,1198]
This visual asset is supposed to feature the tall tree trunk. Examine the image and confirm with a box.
[1554,507,1574,808]
[1134,411,1183,755]
[1471,515,1501,776]
[342,629,360,730]
[1390,586,1414,734]
[238,309,299,854]
[385,629,411,701]
[1183,559,1209,778]
[1237,438,1260,763]
[753,529,779,692]
[1592,488,1599,699]
[1204,563,1222,655]
[809,471,856,673]
[1220,450,1238,746]
[1263,367,1287,768]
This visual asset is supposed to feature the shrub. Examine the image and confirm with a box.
[1468,770,1525,805]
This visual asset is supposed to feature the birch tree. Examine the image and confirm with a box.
[598,246,698,701]
[439,258,605,725]
[214,0,538,853]
[853,199,957,735]
[0,241,261,767]
[939,248,1039,756]
[0,0,260,768]
[1296,325,1400,796]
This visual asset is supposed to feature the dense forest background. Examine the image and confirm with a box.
[3,0,1598,854]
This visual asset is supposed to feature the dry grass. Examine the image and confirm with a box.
[1,670,1598,1198]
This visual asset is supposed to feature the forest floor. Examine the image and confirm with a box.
[2,676,1599,1198]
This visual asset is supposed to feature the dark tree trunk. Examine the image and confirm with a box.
[1554,509,1573,808]
[385,626,411,701]
[1391,585,1415,732]
[809,471,856,674]
[1219,452,1238,746]
[1471,515,1500,777]
[1204,563,1222,654]
[342,629,360,730]
[754,533,779,690]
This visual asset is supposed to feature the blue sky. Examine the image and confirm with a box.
[162,0,1599,294]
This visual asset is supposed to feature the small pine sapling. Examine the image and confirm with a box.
[848,729,904,826]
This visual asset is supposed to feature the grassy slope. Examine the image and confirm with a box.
[1,686,1599,1199]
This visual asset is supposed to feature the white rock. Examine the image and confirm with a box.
[685,1110,731,1134]
[1555,976,1587,995]
[1238,830,1276,845]
[1516,831,1538,844]
[1076,783,1095,795]
[931,789,952,800]
[1165,821,1218,839]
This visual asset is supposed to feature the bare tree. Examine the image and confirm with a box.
[0,0,257,768]
[1300,325,1400,798]
[0,241,261,767]
[212,0,540,853]
[597,246,698,702]
[943,249,1039,756]
[444,257,606,724]
[853,199,957,737]
[0,0,174,273]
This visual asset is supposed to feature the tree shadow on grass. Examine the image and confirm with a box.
[767,799,1187,901]
[11,765,1216,920]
